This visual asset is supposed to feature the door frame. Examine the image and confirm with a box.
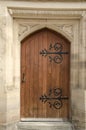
[18,20,78,122]
[7,6,82,124]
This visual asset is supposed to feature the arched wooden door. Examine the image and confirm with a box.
[21,28,70,119]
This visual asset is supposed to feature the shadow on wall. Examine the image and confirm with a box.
[71,89,86,130]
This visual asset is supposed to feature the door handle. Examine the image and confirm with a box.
[22,73,26,83]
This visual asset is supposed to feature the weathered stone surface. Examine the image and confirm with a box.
[17,122,73,130]
[0,122,18,130]
[0,1,86,130]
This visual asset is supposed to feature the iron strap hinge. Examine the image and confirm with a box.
[40,43,69,64]
[39,88,69,109]
[40,49,68,56]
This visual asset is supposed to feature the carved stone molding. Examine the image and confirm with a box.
[9,7,86,47]
[18,24,39,37]
[18,23,74,40]
[18,23,73,39]
[18,24,28,37]
[8,8,86,19]
[54,24,73,38]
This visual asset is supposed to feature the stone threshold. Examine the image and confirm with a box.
[17,120,73,130]
[21,118,69,122]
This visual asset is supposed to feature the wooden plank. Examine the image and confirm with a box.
[38,31,43,117]
[48,30,57,117]
[42,29,48,117]
[33,34,39,117]
[21,41,26,118]
[25,38,31,117]
[47,30,52,118]
[26,39,34,117]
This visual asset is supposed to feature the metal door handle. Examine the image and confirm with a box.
[22,73,26,83]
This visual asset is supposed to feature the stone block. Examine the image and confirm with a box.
[17,122,73,130]
[0,122,18,130]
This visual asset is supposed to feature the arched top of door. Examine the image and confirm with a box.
[20,26,72,43]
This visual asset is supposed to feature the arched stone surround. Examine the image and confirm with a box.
[0,1,86,130]
[13,13,85,129]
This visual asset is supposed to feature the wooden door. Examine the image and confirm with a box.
[21,28,70,119]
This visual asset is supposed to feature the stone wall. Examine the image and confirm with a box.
[0,1,86,130]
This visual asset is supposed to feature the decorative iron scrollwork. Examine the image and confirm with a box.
[39,88,68,109]
[40,43,68,64]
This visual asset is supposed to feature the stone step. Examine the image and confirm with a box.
[17,121,74,130]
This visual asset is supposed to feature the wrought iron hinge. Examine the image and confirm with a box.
[39,88,69,109]
[40,43,69,64]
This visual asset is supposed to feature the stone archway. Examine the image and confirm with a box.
[19,24,72,43]
[13,16,84,129]
[15,19,78,119]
